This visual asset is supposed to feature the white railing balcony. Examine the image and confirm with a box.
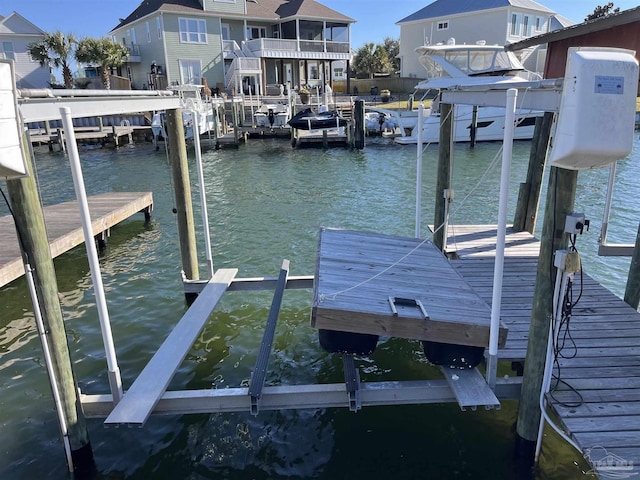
[125,44,141,63]
[244,38,351,58]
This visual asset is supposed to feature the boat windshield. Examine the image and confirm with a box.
[418,47,525,78]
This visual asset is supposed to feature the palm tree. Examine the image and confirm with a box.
[75,37,129,90]
[353,42,393,79]
[28,31,76,88]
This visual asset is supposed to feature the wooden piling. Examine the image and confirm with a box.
[167,108,199,283]
[433,103,453,252]
[470,105,478,147]
[232,102,239,146]
[624,222,640,310]
[5,135,95,475]
[56,128,65,152]
[353,100,365,149]
[513,112,554,233]
[515,166,578,460]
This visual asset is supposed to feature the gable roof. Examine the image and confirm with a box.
[507,5,640,51]
[112,0,203,31]
[0,11,46,35]
[112,0,353,32]
[397,0,554,24]
[549,14,574,30]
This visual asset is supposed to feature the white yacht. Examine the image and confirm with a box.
[395,40,543,145]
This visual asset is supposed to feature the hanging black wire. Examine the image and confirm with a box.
[548,233,584,408]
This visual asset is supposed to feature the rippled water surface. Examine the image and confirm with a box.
[1,134,638,479]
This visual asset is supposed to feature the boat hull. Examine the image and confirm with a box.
[395,105,543,144]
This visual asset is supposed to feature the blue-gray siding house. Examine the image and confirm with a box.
[397,0,573,79]
[110,0,354,95]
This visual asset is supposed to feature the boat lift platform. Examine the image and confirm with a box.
[94,228,512,426]
[312,227,508,347]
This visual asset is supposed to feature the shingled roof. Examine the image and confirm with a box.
[111,0,353,32]
[397,0,554,24]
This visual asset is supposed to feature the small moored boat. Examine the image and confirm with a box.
[254,102,291,128]
[288,108,347,130]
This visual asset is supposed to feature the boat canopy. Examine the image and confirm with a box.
[415,45,528,79]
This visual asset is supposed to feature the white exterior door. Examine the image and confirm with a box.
[179,59,202,84]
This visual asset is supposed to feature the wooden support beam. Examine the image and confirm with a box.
[167,108,199,282]
[433,103,453,252]
[516,166,577,457]
[6,133,94,474]
[353,100,365,149]
[513,112,554,233]
[104,268,237,427]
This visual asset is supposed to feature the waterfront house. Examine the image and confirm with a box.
[396,0,573,79]
[0,12,50,88]
[109,0,354,96]
[507,5,640,82]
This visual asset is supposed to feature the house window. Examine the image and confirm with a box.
[179,18,207,44]
[334,67,344,79]
[246,26,266,40]
[157,17,163,39]
[510,13,521,36]
[1,41,15,61]
[535,16,546,32]
[523,15,533,37]
[221,23,230,41]
[130,28,137,44]
[179,59,202,84]
[146,22,151,42]
[437,20,449,31]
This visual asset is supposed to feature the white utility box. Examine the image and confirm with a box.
[548,47,639,170]
[0,59,28,179]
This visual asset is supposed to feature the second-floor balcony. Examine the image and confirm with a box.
[243,38,351,60]
[125,44,141,63]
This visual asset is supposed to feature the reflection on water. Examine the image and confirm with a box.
[1,136,637,479]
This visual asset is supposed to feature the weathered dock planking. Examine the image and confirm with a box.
[312,227,508,347]
[448,224,640,476]
[0,192,153,288]
[29,125,138,148]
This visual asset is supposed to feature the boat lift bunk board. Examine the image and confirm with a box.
[311,228,507,409]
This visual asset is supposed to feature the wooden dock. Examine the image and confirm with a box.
[447,224,640,476]
[291,128,350,148]
[29,125,140,149]
[0,192,153,288]
[312,228,508,347]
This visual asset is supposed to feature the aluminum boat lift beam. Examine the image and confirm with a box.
[440,79,564,112]
[18,89,182,123]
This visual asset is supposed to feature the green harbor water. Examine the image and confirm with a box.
[1,135,638,479]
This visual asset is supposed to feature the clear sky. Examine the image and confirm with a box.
[2,0,639,48]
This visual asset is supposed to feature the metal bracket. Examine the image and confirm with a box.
[388,296,429,319]
[342,353,361,412]
[248,260,289,416]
